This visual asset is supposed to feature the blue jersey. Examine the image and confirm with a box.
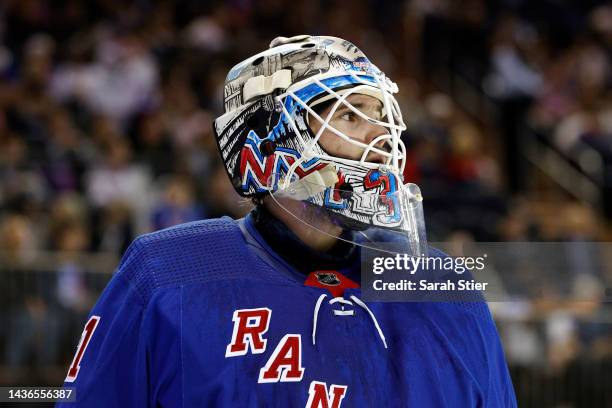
[57,215,516,407]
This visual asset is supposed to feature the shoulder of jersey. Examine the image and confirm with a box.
[115,217,252,302]
[135,216,241,250]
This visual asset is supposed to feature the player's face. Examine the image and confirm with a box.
[309,94,389,163]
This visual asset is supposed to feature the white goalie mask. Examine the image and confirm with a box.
[213,35,427,255]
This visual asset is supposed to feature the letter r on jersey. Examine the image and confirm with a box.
[226,308,271,357]
[305,381,348,408]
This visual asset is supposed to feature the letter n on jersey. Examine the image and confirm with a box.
[306,381,348,408]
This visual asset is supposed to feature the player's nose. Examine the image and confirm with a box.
[363,121,388,148]
[362,122,389,163]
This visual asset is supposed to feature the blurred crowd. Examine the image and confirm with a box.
[0,0,611,405]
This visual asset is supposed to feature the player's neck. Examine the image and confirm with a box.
[262,198,342,252]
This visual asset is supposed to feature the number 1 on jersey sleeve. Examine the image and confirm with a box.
[65,316,101,382]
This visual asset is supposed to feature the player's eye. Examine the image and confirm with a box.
[340,112,355,121]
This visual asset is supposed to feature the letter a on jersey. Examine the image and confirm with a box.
[305,381,348,408]
[226,308,271,357]
[258,334,304,383]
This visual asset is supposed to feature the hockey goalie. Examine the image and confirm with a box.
[58,35,516,407]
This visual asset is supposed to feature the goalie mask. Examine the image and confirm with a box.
[213,35,427,255]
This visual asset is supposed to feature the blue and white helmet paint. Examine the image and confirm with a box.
[213,35,426,253]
